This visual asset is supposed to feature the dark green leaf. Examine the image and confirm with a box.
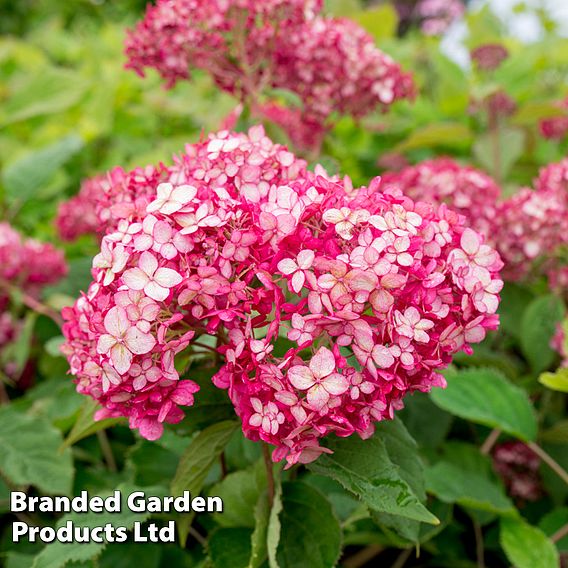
[276,482,342,568]
[308,429,438,524]
[209,528,253,568]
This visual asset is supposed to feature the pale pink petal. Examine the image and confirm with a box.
[144,281,169,302]
[103,306,128,337]
[307,384,330,410]
[110,343,132,375]
[249,414,263,427]
[139,251,158,277]
[372,345,395,368]
[171,185,197,206]
[323,373,349,395]
[291,271,305,294]
[288,365,316,390]
[122,267,149,291]
[310,346,336,379]
[297,249,315,269]
[125,327,156,355]
[153,267,183,288]
[277,258,298,275]
[97,334,116,355]
[461,228,480,256]
[251,398,263,413]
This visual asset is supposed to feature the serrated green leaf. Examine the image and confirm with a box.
[520,295,565,373]
[276,482,342,568]
[430,368,537,441]
[0,406,74,495]
[308,430,438,524]
[425,462,515,515]
[500,517,559,568]
[2,135,83,204]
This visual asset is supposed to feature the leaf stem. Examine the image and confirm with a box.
[480,428,501,454]
[473,519,486,568]
[262,443,274,508]
[96,430,117,473]
[551,522,568,544]
[527,441,568,486]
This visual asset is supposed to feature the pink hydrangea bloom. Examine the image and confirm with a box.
[539,96,568,141]
[124,0,414,145]
[62,127,502,465]
[381,158,502,239]
[493,158,568,281]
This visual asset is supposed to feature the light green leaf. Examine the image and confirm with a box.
[426,462,515,515]
[395,123,472,153]
[430,368,537,441]
[276,482,342,568]
[539,368,568,393]
[473,127,525,179]
[308,430,438,524]
[0,406,74,495]
[352,5,398,40]
[500,517,559,568]
[209,461,266,528]
[1,67,88,125]
[267,475,283,568]
[2,135,84,204]
[539,508,568,552]
[249,492,270,568]
[521,295,565,373]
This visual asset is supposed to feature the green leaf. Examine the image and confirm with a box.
[308,429,438,524]
[128,440,181,487]
[521,295,565,373]
[209,461,266,528]
[209,528,253,568]
[540,508,568,552]
[249,492,270,568]
[498,282,535,340]
[276,482,342,568]
[430,368,537,441]
[98,542,162,568]
[171,420,238,498]
[397,393,452,449]
[6,312,36,375]
[541,420,568,444]
[62,398,122,449]
[352,5,398,40]
[2,135,84,204]
[539,368,568,393]
[425,462,515,515]
[1,67,88,125]
[32,484,167,568]
[267,475,283,568]
[395,123,472,153]
[500,517,559,568]
[0,406,74,495]
[473,127,525,179]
